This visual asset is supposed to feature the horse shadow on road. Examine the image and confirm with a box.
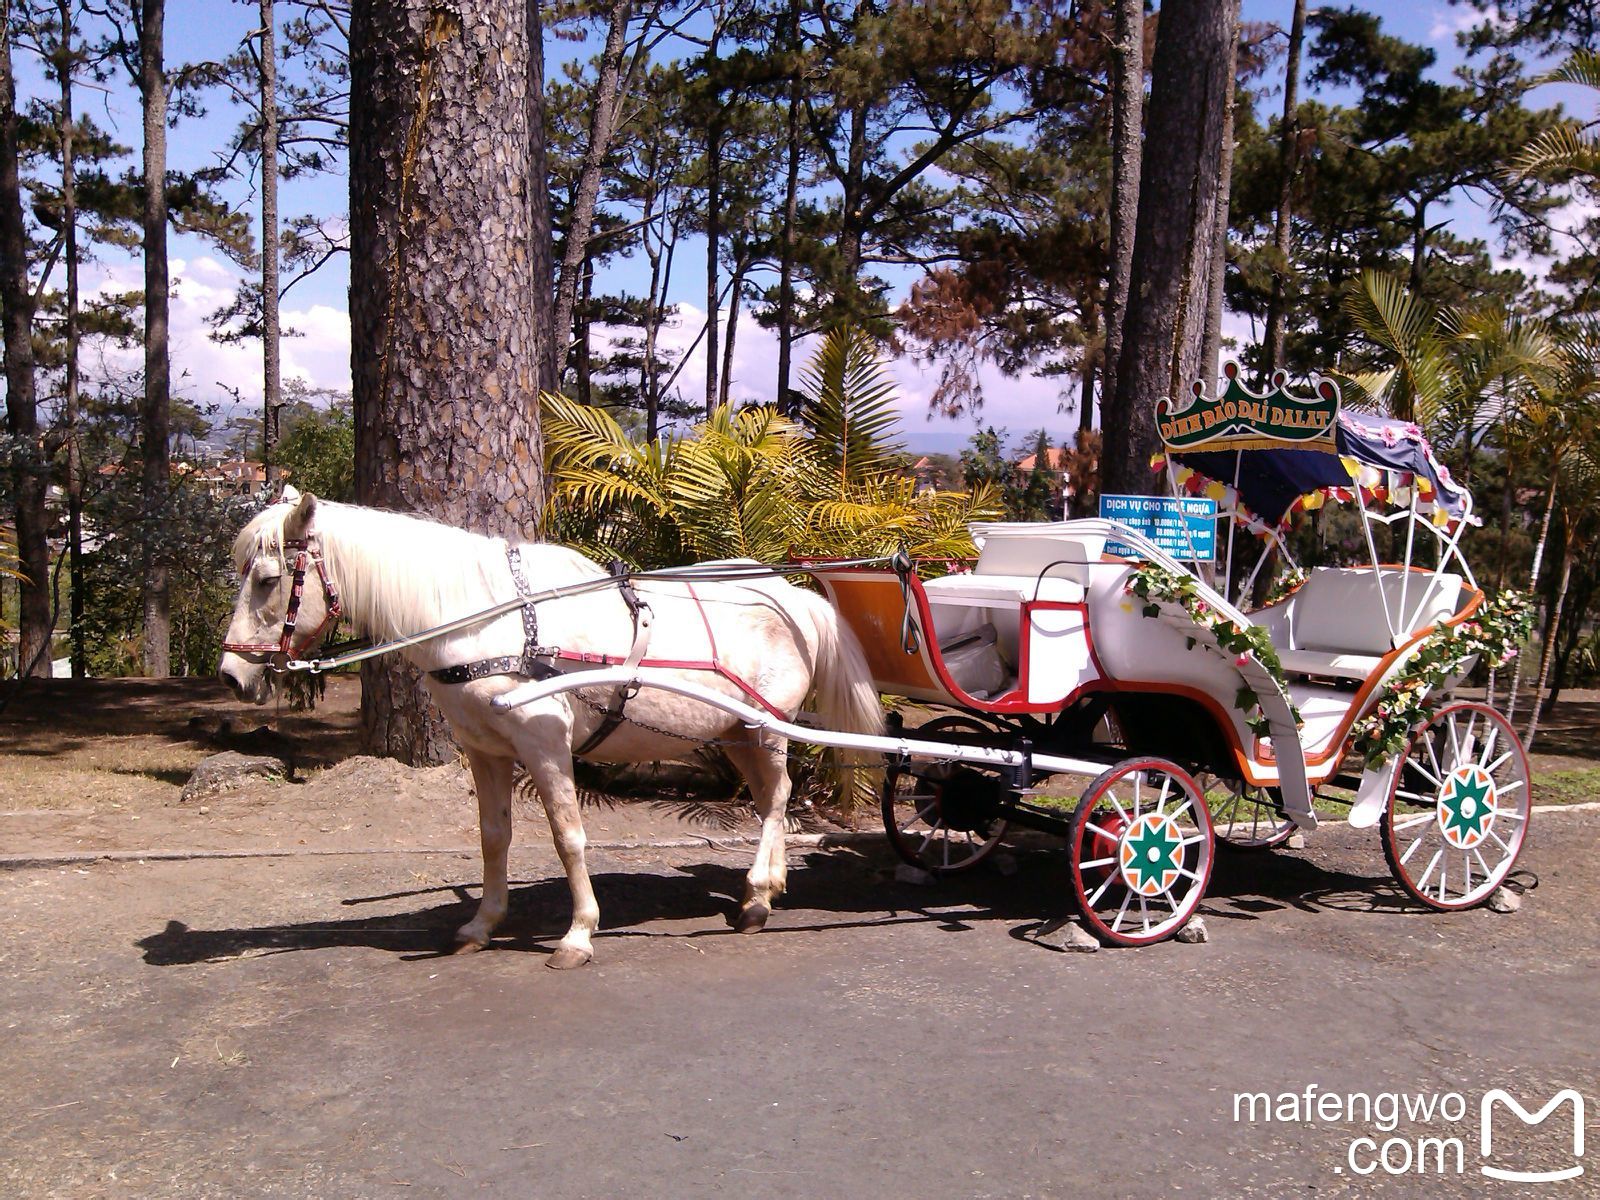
[134,838,1413,970]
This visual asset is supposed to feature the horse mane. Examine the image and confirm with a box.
[233,500,599,640]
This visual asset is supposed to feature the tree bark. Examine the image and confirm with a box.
[1101,0,1143,426]
[775,0,802,416]
[59,0,85,677]
[1524,533,1572,749]
[1199,0,1240,395]
[1262,0,1305,376]
[1103,0,1234,497]
[350,0,549,765]
[527,0,555,395]
[1507,474,1557,723]
[552,0,630,385]
[704,116,721,412]
[260,0,281,486]
[0,14,52,677]
[139,0,171,677]
[719,261,744,411]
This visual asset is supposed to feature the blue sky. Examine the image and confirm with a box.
[14,1,1592,454]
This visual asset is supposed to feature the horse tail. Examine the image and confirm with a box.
[801,590,883,743]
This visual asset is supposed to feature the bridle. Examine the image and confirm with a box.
[221,536,343,672]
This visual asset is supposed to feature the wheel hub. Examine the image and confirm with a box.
[1436,764,1497,850]
[1117,812,1185,896]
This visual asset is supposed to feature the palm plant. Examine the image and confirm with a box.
[1511,50,1600,181]
[541,326,1002,573]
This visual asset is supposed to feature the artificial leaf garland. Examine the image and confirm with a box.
[1124,563,1301,738]
[1350,590,1535,769]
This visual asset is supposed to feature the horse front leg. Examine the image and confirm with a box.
[723,734,793,933]
[456,749,516,953]
[515,726,599,969]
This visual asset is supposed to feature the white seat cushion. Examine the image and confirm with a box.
[1278,647,1383,681]
[1292,568,1462,655]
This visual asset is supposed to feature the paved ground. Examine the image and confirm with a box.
[2,812,1597,1199]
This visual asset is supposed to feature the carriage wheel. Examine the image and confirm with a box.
[1069,758,1215,946]
[1199,776,1296,850]
[882,715,1011,875]
[1380,701,1530,911]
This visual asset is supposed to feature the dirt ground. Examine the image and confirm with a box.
[0,678,1594,862]
[0,677,842,858]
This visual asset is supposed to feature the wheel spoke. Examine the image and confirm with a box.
[1085,821,1121,842]
[1487,828,1514,854]
[1087,874,1116,907]
[1132,775,1143,819]
[1400,828,1431,864]
[1139,895,1152,934]
[1392,812,1435,833]
[916,822,945,855]
[1103,787,1129,823]
[1176,867,1203,883]
[1415,846,1445,890]
[1155,777,1172,814]
[1112,891,1133,932]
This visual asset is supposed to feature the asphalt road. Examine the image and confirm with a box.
[2,815,1597,1199]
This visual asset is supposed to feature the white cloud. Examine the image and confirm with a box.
[81,255,352,412]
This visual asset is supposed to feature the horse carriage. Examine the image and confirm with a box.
[798,364,1532,944]
[221,365,1533,961]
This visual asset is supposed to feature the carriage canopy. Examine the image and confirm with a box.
[1154,361,1473,530]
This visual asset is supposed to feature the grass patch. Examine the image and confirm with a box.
[1533,768,1600,806]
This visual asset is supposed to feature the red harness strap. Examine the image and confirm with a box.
[550,581,790,721]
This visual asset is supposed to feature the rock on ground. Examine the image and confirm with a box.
[180,751,291,803]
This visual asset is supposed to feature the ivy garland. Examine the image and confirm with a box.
[1350,589,1535,769]
[1125,562,1301,739]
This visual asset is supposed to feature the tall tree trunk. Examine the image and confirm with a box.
[350,0,548,765]
[1103,0,1234,496]
[1507,475,1557,722]
[59,0,85,677]
[1408,201,1428,295]
[1101,0,1143,423]
[0,13,51,677]
[576,253,592,406]
[704,116,721,413]
[1199,0,1240,394]
[719,261,744,411]
[259,0,281,486]
[551,0,630,385]
[139,0,171,677]
[1078,288,1098,436]
[527,0,555,395]
[1524,533,1572,749]
[775,0,802,414]
[1262,0,1305,377]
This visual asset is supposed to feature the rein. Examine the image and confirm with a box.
[271,554,900,675]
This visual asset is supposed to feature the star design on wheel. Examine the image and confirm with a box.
[1438,765,1496,849]
[1119,815,1183,896]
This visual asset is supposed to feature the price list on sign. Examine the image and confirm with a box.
[1098,495,1218,561]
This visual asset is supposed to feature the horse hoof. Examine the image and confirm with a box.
[735,902,770,934]
[546,945,593,970]
[452,937,486,955]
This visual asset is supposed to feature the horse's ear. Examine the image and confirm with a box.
[279,483,301,505]
[283,491,319,541]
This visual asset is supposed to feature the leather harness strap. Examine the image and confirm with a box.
[429,548,655,758]
[427,545,565,686]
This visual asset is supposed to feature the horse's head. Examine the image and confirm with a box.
[219,488,339,703]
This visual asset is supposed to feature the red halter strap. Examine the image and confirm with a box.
[221,536,343,670]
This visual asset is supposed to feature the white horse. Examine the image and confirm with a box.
[218,490,881,968]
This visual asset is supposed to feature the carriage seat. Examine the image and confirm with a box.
[1274,567,1464,681]
[921,573,1085,673]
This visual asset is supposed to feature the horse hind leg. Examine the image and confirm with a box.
[723,734,793,934]
[456,750,516,953]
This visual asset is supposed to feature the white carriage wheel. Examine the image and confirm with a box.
[1380,701,1531,912]
[1199,775,1296,850]
[1069,758,1215,947]
[881,715,1011,875]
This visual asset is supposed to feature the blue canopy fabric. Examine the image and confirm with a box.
[1172,410,1472,527]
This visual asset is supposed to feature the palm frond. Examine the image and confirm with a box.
[799,325,906,490]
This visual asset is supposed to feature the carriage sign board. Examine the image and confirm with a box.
[1099,495,1217,561]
